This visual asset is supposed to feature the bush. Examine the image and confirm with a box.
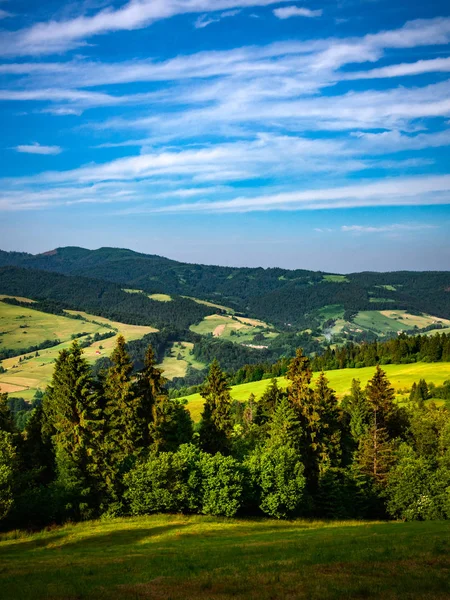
[124,444,202,515]
[247,444,306,519]
[386,445,450,520]
[200,453,244,517]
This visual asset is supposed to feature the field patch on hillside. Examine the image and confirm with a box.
[159,341,206,380]
[149,293,172,302]
[184,296,235,314]
[352,310,450,336]
[0,310,157,400]
[323,274,349,283]
[0,302,103,353]
[183,362,450,421]
[1,515,449,600]
[190,314,276,345]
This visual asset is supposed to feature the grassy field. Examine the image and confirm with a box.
[0,302,104,352]
[183,362,450,421]
[123,289,172,302]
[159,341,206,380]
[190,314,276,344]
[184,296,235,314]
[352,310,450,336]
[323,274,349,283]
[1,515,449,600]
[0,308,157,400]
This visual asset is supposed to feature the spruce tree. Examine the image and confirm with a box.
[104,336,141,457]
[343,379,371,440]
[135,345,167,447]
[150,397,193,452]
[365,365,396,430]
[198,360,232,454]
[313,372,342,473]
[44,342,104,517]
[254,378,284,426]
[0,393,15,434]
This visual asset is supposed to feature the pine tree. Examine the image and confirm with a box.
[313,372,342,473]
[44,342,104,517]
[357,424,396,486]
[267,397,302,448]
[104,336,141,457]
[135,345,167,447]
[254,378,284,426]
[150,397,193,452]
[198,360,233,454]
[0,393,15,434]
[343,379,371,440]
[365,365,396,431]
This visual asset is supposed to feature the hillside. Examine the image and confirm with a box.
[1,247,449,335]
[1,515,449,600]
[183,362,450,420]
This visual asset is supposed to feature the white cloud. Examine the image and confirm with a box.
[14,143,62,155]
[147,175,450,213]
[0,0,291,56]
[341,223,438,234]
[0,9,12,19]
[344,57,450,80]
[274,6,323,19]
[194,9,241,28]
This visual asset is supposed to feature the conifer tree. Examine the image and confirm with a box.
[313,372,342,472]
[0,393,15,434]
[254,378,284,426]
[198,360,232,454]
[343,379,371,440]
[365,366,396,430]
[150,397,193,452]
[357,424,396,486]
[104,336,141,458]
[44,342,104,517]
[135,345,167,447]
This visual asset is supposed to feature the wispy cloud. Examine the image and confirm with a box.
[0,9,12,19]
[194,9,241,28]
[273,5,323,19]
[341,223,438,234]
[14,143,63,155]
[0,0,291,56]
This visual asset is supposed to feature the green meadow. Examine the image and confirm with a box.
[183,362,450,421]
[190,313,276,344]
[159,341,206,380]
[1,515,449,600]
[0,304,157,399]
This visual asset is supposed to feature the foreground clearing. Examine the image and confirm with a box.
[0,515,449,599]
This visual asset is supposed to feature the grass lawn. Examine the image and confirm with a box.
[0,515,449,600]
[183,362,450,421]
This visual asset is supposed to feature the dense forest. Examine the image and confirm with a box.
[0,267,214,331]
[1,247,449,327]
[1,337,450,530]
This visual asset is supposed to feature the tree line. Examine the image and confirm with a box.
[1,337,450,529]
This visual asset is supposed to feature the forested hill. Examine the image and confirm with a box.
[0,247,449,328]
[0,266,214,331]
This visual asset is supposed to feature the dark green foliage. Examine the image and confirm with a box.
[150,397,193,452]
[124,445,202,515]
[199,453,244,517]
[0,431,17,522]
[254,378,285,426]
[43,342,104,519]
[198,360,233,454]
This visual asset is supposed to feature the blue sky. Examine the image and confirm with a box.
[1,0,450,271]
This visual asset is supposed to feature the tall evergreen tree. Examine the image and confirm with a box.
[254,378,284,426]
[313,372,342,473]
[0,393,15,434]
[365,366,396,431]
[150,397,193,453]
[44,342,104,517]
[135,345,167,447]
[342,379,371,440]
[198,360,232,454]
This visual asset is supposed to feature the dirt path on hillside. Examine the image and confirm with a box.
[213,325,226,337]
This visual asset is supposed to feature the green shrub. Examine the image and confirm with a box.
[124,444,202,515]
[200,453,244,517]
[0,432,17,522]
[247,444,306,519]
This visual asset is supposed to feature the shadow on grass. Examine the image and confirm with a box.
[0,523,189,557]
